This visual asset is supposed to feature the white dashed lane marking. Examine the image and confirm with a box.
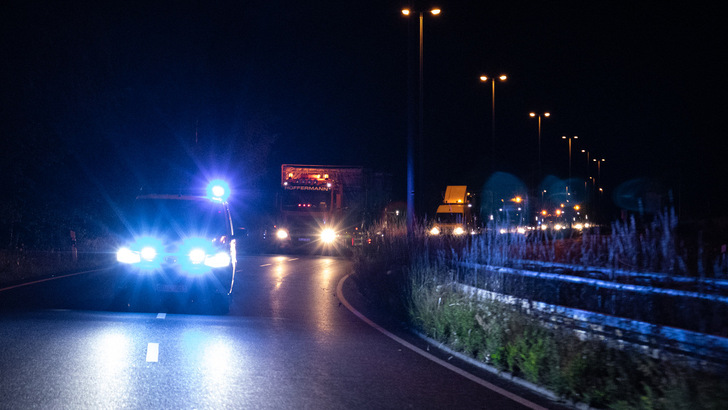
[156,313,166,319]
[146,343,159,362]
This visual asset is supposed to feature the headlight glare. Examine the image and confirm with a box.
[188,248,206,264]
[117,247,140,264]
[321,228,336,244]
[205,252,231,268]
[140,246,158,261]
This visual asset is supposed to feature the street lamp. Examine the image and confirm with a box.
[479,74,507,171]
[593,157,605,180]
[401,6,441,232]
[580,148,591,205]
[529,112,550,181]
[561,135,578,198]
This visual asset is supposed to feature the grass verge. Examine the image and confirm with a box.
[353,217,728,409]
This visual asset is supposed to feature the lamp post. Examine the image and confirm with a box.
[561,135,578,199]
[580,148,591,205]
[402,6,440,233]
[529,112,550,181]
[593,157,605,181]
[479,74,507,171]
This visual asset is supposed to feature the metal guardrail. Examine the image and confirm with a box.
[457,282,728,370]
[455,261,728,370]
[461,261,728,304]
[511,259,728,294]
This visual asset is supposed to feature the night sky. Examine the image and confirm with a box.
[2,1,726,225]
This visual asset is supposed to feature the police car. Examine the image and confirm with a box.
[114,180,236,313]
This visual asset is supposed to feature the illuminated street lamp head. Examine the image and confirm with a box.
[544,112,550,117]
[529,112,536,117]
[401,8,441,16]
[480,74,507,82]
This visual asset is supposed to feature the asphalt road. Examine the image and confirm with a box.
[0,254,571,409]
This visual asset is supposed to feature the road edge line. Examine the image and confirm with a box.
[336,273,549,410]
[0,267,111,293]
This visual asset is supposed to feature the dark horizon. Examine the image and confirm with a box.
[2,1,726,232]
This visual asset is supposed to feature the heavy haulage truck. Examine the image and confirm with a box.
[271,164,389,253]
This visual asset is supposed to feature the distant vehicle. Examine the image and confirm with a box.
[429,186,477,236]
[114,180,236,313]
[536,203,591,233]
[270,164,389,253]
[494,194,530,235]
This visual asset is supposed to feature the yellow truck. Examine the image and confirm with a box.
[429,185,475,236]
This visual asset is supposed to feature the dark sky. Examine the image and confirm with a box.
[2,1,726,220]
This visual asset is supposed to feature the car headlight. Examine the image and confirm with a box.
[321,228,336,244]
[140,246,158,261]
[276,229,289,240]
[116,247,141,264]
[204,252,231,268]
[188,248,207,265]
[117,236,164,266]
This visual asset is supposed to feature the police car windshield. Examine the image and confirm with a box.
[128,196,229,240]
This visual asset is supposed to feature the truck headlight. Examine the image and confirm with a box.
[430,227,440,235]
[453,227,465,235]
[276,229,289,240]
[321,228,336,244]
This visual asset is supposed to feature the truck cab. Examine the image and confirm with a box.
[429,185,475,236]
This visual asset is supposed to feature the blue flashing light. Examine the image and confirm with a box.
[207,179,231,202]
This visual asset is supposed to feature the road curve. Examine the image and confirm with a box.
[0,254,569,409]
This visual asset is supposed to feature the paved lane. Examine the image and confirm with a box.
[0,254,567,409]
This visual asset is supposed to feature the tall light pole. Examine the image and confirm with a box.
[402,6,440,233]
[581,148,591,206]
[561,135,578,199]
[479,74,507,171]
[593,157,605,181]
[529,112,550,182]
[593,157,606,220]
